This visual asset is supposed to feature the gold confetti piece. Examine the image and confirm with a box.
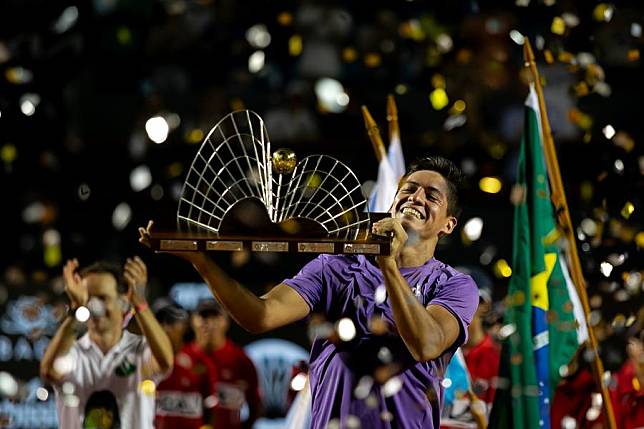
[186,128,203,144]
[277,12,293,26]
[580,181,593,201]
[586,64,605,84]
[489,143,507,160]
[620,202,635,219]
[568,108,593,130]
[0,144,17,163]
[494,258,512,278]
[613,131,635,152]
[429,88,449,110]
[116,26,132,45]
[289,35,302,56]
[44,245,62,267]
[558,51,575,64]
[167,162,183,178]
[306,173,321,189]
[230,98,244,111]
[140,379,156,395]
[479,176,502,193]
[395,84,408,95]
[544,50,554,64]
[574,81,589,97]
[582,131,592,143]
[635,232,644,248]
[364,53,381,68]
[451,99,466,113]
[627,49,640,61]
[593,4,613,22]
[342,47,358,63]
[5,67,33,84]
[456,49,472,64]
[551,17,566,35]
[431,74,446,89]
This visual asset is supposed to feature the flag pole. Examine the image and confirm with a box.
[361,105,387,162]
[386,94,400,145]
[523,39,617,429]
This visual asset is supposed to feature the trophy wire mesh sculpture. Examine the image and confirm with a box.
[147,110,391,255]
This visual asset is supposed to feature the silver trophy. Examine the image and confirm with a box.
[147,110,391,255]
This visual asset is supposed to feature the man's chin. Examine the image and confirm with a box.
[399,216,425,229]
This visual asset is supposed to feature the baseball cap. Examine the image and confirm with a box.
[195,299,223,317]
[153,299,189,324]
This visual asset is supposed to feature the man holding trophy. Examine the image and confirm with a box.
[140,153,479,429]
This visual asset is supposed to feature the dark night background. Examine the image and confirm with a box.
[0,0,641,426]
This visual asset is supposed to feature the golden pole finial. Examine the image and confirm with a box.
[523,39,535,65]
[361,105,387,162]
[386,94,399,143]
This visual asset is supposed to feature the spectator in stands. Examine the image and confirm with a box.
[611,328,644,429]
[154,301,219,429]
[40,257,174,429]
[461,271,501,407]
[191,299,262,429]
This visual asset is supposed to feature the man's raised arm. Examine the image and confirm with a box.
[40,259,86,383]
[139,222,310,334]
[373,218,462,362]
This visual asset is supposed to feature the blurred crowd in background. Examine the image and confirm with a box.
[0,0,642,428]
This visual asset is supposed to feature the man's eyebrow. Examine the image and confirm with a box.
[404,181,444,197]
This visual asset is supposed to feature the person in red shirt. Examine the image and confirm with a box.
[460,273,501,407]
[191,299,262,429]
[154,302,218,429]
[611,329,644,429]
[551,343,603,429]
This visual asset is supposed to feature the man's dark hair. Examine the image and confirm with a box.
[405,155,466,218]
[80,261,128,294]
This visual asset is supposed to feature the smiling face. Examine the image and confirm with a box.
[389,170,458,242]
[83,273,125,335]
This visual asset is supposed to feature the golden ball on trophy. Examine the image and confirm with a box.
[271,148,297,174]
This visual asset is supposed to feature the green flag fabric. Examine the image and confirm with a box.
[488,84,581,429]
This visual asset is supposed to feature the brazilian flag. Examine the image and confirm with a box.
[489,84,581,429]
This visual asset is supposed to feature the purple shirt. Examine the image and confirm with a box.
[283,254,478,429]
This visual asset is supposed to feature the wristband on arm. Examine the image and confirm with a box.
[134,301,149,314]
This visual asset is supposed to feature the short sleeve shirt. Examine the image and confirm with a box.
[53,331,166,429]
[283,254,479,429]
[155,343,218,429]
[200,339,262,429]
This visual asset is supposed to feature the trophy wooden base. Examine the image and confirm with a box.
[146,213,392,256]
